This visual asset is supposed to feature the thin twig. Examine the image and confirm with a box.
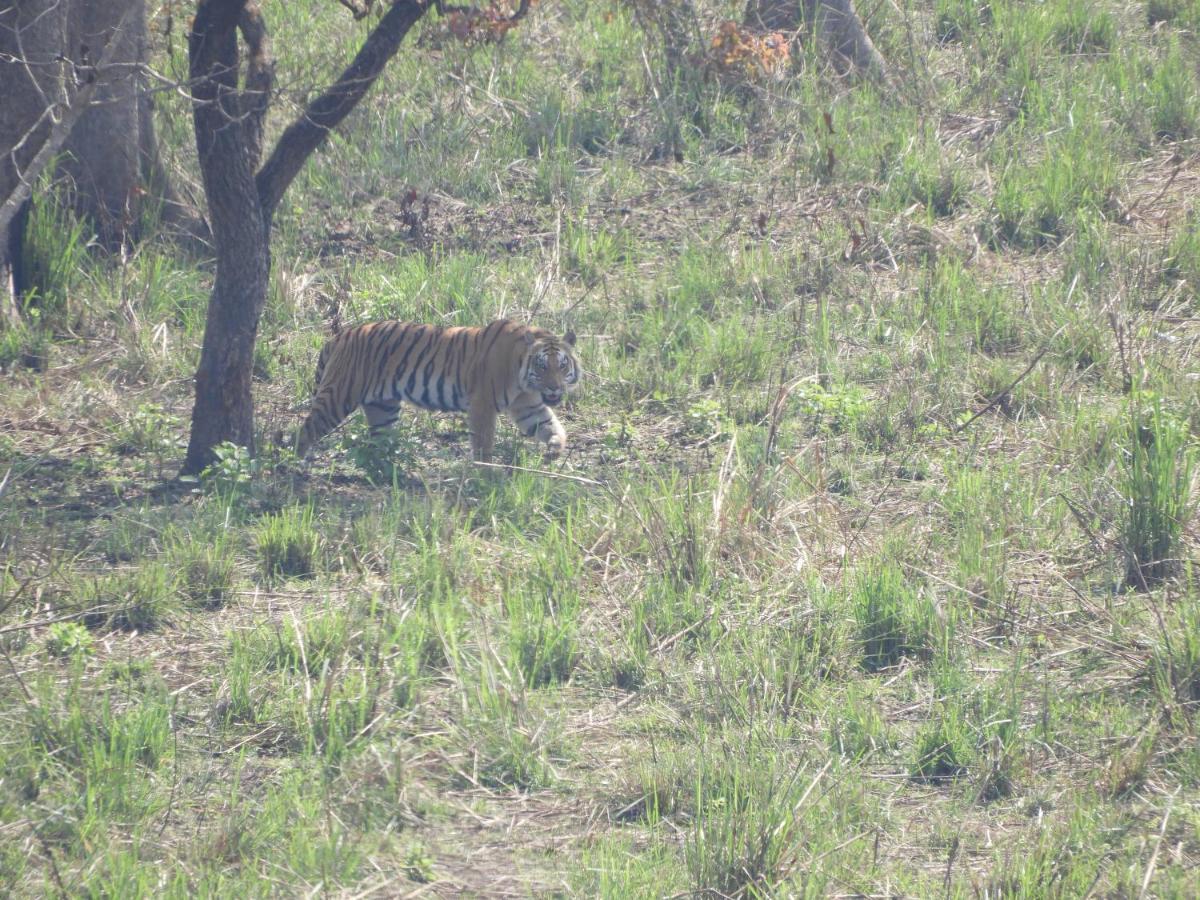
[954,323,1067,435]
[1123,154,1184,223]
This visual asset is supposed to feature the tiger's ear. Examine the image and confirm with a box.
[564,330,576,347]
[523,330,536,346]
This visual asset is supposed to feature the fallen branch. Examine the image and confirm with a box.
[471,459,604,486]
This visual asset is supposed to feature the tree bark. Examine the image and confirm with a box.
[0,0,153,318]
[182,0,270,470]
[181,0,433,474]
[1,0,204,321]
[58,0,145,251]
[0,0,70,324]
[745,0,887,80]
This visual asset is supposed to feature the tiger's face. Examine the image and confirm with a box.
[522,330,580,407]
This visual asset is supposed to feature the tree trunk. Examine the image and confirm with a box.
[58,0,145,251]
[745,0,887,79]
[0,0,70,324]
[181,0,433,475]
[0,0,203,320]
[182,0,270,468]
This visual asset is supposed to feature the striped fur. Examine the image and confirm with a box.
[295,319,580,462]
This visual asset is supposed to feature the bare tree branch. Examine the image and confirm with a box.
[255,0,433,225]
[336,0,375,20]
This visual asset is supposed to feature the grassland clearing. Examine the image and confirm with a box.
[2,0,1199,895]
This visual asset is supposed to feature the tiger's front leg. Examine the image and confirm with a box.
[507,397,567,458]
[468,401,498,463]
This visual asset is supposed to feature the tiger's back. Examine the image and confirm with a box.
[295,319,580,462]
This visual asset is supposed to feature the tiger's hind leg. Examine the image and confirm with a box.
[506,396,567,458]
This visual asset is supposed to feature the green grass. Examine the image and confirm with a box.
[1123,396,1195,587]
[2,0,1200,895]
[854,560,942,673]
[256,504,321,582]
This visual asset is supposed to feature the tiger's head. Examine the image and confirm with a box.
[520,328,580,407]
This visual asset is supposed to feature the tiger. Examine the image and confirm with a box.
[295,318,581,463]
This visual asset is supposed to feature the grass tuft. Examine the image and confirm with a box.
[77,563,179,632]
[910,704,971,783]
[173,536,238,608]
[1123,397,1194,588]
[1147,584,1200,716]
[854,561,940,673]
[257,505,321,582]
[684,739,809,897]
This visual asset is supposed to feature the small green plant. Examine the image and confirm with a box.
[202,441,259,497]
[1161,214,1200,301]
[45,621,94,659]
[564,214,622,285]
[602,416,637,450]
[112,404,176,456]
[934,0,990,43]
[454,656,561,791]
[257,505,321,581]
[106,658,155,685]
[683,396,727,438]
[1147,585,1200,716]
[0,322,51,372]
[1148,39,1199,141]
[619,750,691,825]
[341,418,419,485]
[730,602,852,716]
[19,178,91,329]
[214,638,263,727]
[506,585,581,688]
[596,609,652,691]
[971,287,1024,355]
[1122,397,1194,588]
[1099,726,1157,799]
[1050,1,1115,53]
[402,842,436,884]
[794,382,869,435]
[828,690,894,761]
[384,602,458,709]
[256,609,349,675]
[301,667,383,764]
[685,742,806,897]
[989,124,1117,249]
[891,131,969,217]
